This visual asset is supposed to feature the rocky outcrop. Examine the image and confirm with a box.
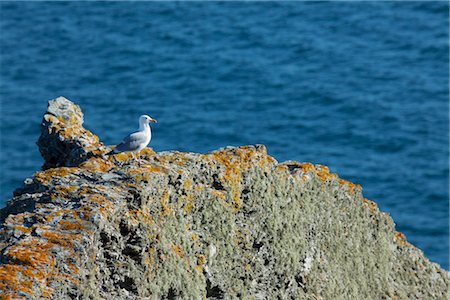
[1,97,448,299]
[37,97,108,169]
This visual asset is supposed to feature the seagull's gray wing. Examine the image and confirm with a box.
[114,131,147,153]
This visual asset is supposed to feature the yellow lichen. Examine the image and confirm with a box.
[113,152,134,162]
[313,165,337,182]
[84,194,113,217]
[394,231,406,247]
[45,209,74,223]
[160,190,172,217]
[79,157,114,173]
[339,179,361,194]
[0,233,77,298]
[52,185,78,200]
[196,254,205,266]
[34,167,79,185]
[208,149,248,212]
[183,193,194,214]
[129,208,154,227]
[0,264,35,296]
[191,234,199,242]
[140,147,156,158]
[58,219,88,232]
[143,248,156,271]
[211,190,225,200]
[6,242,54,268]
[183,179,193,190]
[126,165,165,182]
[278,163,361,193]
[208,146,273,211]
[40,230,78,249]
[14,225,32,234]
[171,244,184,258]
[363,198,378,214]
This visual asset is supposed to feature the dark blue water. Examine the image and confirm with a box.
[0,2,448,269]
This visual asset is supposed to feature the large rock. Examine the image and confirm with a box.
[37,97,108,169]
[1,98,448,299]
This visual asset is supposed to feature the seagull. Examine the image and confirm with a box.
[112,115,157,163]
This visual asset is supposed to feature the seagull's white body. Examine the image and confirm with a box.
[113,115,157,160]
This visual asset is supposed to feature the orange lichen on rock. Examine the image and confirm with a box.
[76,185,102,197]
[211,189,226,200]
[140,147,157,158]
[297,162,316,173]
[14,225,32,234]
[6,241,54,268]
[156,151,192,167]
[79,157,114,173]
[113,152,134,162]
[52,113,100,147]
[143,164,166,173]
[171,244,184,258]
[193,254,206,273]
[160,190,172,217]
[52,185,78,200]
[0,237,65,298]
[84,194,113,216]
[143,248,156,272]
[209,147,263,212]
[125,164,165,182]
[313,165,337,182]
[196,254,205,266]
[129,165,165,175]
[277,162,317,179]
[129,208,155,227]
[278,162,362,194]
[183,179,193,191]
[0,264,39,297]
[45,209,75,223]
[1,195,95,297]
[182,193,194,214]
[363,198,378,214]
[339,179,361,194]
[40,230,80,249]
[71,199,102,219]
[209,146,274,211]
[58,218,89,232]
[394,231,407,247]
[34,167,79,184]
[190,234,199,242]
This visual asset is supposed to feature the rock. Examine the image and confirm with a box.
[0,98,449,299]
[36,96,108,169]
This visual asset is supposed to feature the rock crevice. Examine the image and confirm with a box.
[0,97,448,299]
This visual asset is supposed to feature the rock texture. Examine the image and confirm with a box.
[37,96,108,169]
[1,97,449,299]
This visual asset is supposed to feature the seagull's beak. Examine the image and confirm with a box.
[150,118,157,123]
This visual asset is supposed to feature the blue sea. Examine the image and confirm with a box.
[0,2,448,269]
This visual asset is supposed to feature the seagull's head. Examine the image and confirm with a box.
[140,115,157,124]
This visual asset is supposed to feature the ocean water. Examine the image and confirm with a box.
[0,2,448,269]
